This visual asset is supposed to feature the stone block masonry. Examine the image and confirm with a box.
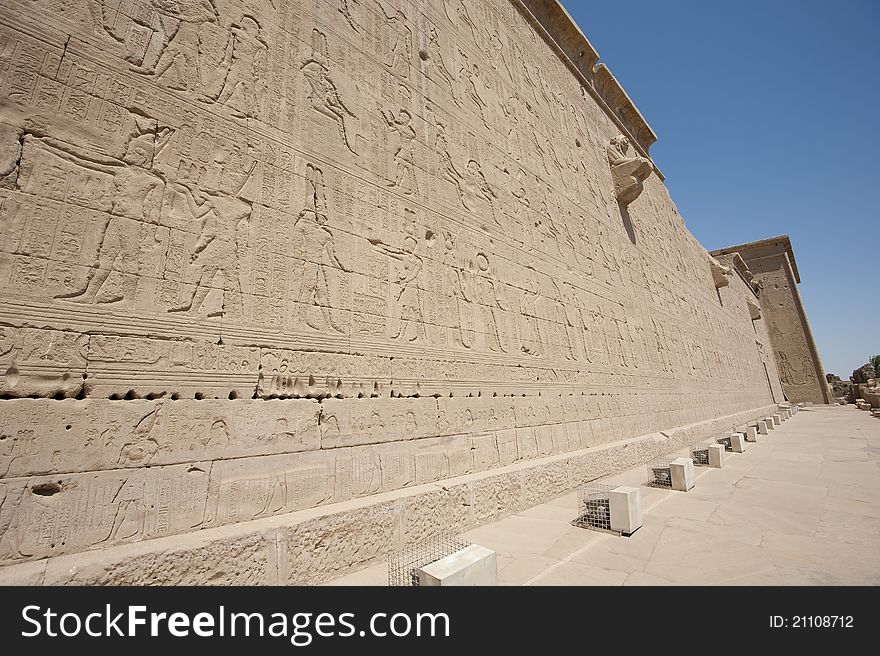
[0,1,813,583]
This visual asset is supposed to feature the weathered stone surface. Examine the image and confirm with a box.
[826,374,854,402]
[851,363,877,385]
[0,0,807,582]
[712,237,830,404]
[0,403,779,584]
[43,530,274,586]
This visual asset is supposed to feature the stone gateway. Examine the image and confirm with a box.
[0,0,820,585]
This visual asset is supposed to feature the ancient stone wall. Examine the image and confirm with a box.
[712,237,829,404]
[0,0,785,577]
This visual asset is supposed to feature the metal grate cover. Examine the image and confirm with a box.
[573,483,620,534]
[388,535,470,586]
[690,441,710,466]
[646,456,673,488]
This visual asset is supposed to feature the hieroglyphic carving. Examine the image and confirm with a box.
[291,163,351,333]
[301,30,357,153]
[381,106,417,194]
[0,0,792,571]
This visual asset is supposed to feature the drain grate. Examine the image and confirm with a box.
[647,457,673,488]
[573,483,619,534]
[690,441,710,466]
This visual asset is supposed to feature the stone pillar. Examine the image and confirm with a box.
[670,457,695,492]
[744,426,758,442]
[708,444,725,468]
[728,432,746,453]
[609,486,642,536]
[417,545,498,586]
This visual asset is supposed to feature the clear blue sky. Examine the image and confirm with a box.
[560,0,879,377]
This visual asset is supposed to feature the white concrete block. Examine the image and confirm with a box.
[744,426,758,442]
[417,545,498,586]
[708,443,725,468]
[772,414,781,426]
[757,421,769,435]
[670,457,695,492]
[609,486,643,535]
[765,418,776,431]
[729,432,746,453]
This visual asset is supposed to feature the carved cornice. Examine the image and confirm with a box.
[713,252,759,297]
[591,64,657,155]
[711,235,801,284]
[514,1,661,175]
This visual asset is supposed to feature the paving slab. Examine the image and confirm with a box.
[327,406,880,586]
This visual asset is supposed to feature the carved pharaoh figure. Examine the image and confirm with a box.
[371,233,425,343]
[462,160,500,227]
[468,253,507,353]
[379,5,413,79]
[425,26,459,104]
[291,164,349,333]
[442,231,473,349]
[167,184,251,317]
[215,17,268,118]
[519,276,543,357]
[127,0,221,87]
[606,135,653,206]
[54,124,171,305]
[459,56,490,128]
[301,31,357,154]
[338,0,361,31]
[382,107,417,194]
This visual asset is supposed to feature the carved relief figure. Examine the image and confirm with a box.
[519,275,543,357]
[464,253,507,353]
[370,232,425,342]
[128,1,221,90]
[301,31,357,154]
[424,27,459,105]
[607,135,653,206]
[552,281,578,360]
[381,107,417,194]
[800,355,814,386]
[167,185,251,317]
[0,124,22,188]
[462,160,500,227]
[459,55,489,128]
[443,231,473,349]
[433,120,465,202]
[99,479,147,544]
[291,164,350,333]
[777,351,796,385]
[215,17,268,118]
[338,0,361,31]
[377,2,413,79]
[117,405,164,467]
[53,123,170,304]
[443,0,478,42]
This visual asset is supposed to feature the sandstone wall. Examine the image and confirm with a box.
[0,0,784,575]
[713,237,829,404]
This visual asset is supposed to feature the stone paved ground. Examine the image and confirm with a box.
[327,406,880,585]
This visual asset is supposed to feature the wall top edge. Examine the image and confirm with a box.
[711,235,800,284]
[517,1,659,157]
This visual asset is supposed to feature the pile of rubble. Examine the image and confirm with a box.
[826,362,879,410]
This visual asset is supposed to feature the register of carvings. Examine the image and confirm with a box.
[0,0,796,578]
